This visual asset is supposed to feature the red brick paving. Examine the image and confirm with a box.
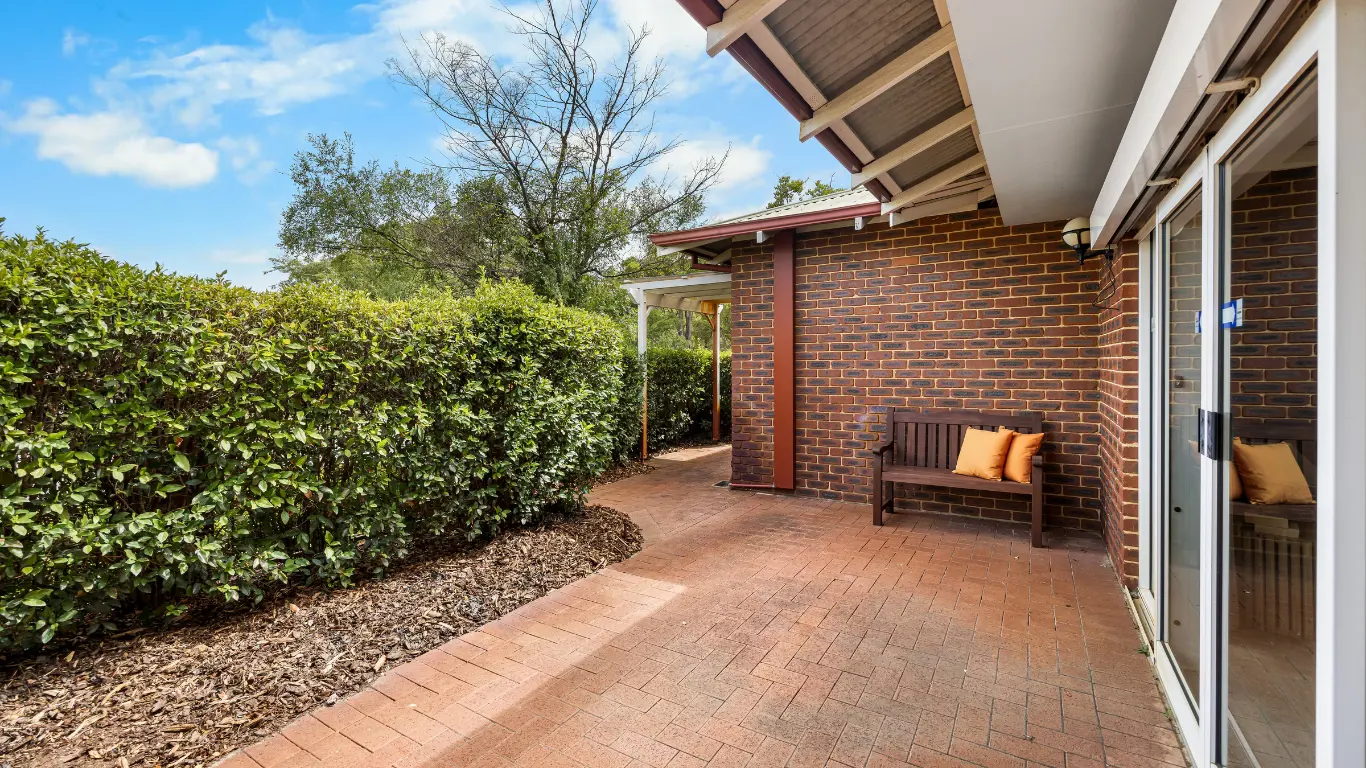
[219,447,1186,767]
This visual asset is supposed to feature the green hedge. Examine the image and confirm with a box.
[0,232,622,651]
[609,347,730,460]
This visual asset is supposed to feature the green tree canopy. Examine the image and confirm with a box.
[766,174,845,209]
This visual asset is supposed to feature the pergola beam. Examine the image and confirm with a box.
[799,24,956,141]
[705,0,793,56]
[886,184,993,226]
[880,152,986,214]
[851,106,976,187]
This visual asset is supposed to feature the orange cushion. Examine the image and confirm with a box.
[1232,441,1314,505]
[953,427,1014,481]
[1229,438,1244,500]
[1000,430,1044,483]
[1187,438,1247,500]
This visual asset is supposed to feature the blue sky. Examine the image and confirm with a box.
[0,0,841,289]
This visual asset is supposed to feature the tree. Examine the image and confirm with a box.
[390,0,725,305]
[766,174,845,209]
[274,133,521,297]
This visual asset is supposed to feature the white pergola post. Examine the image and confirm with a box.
[621,272,733,462]
[630,292,652,461]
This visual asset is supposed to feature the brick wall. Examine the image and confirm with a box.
[1097,244,1140,585]
[730,206,1126,537]
[1230,167,1317,426]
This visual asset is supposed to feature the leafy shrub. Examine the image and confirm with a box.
[0,232,621,651]
[608,351,645,463]
[610,347,730,457]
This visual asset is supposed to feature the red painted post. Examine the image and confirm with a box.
[772,230,795,490]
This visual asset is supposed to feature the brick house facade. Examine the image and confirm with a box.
[729,204,1144,583]
[721,169,1316,589]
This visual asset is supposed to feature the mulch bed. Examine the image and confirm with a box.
[0,505,643,768]
[593,459,654,485]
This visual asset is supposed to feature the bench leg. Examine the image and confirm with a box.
[1031,477,1044,548]
[872,466,884,526]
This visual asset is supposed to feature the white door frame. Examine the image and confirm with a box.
[1135,1,1366,764]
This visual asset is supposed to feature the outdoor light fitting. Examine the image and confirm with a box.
[1061,217,1113,264]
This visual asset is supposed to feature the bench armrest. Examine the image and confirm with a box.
[1032,454,1043,466]
[874,442,895,455]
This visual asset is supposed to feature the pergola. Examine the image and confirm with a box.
[622,272,732,459]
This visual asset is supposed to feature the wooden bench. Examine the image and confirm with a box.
[1229,420,1317,638]
[872,409,1046,547]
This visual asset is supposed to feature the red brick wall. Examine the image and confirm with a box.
[1097,244,1140,585]
[1230,167,1317,426]
[730,206,1132,537]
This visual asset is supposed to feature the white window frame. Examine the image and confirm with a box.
[1135,1,1366,764]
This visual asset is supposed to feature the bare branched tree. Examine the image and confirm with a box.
[390,0,725,303]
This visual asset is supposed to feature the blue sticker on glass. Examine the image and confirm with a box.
[1221,298,1244,329]
[1196,310,1202,334]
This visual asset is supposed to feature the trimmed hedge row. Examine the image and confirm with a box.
[0,233,622,651]
[609,347,731,461]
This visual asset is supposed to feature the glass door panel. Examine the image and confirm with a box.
[1221,73,1319,768]
[1164,190,1205,706]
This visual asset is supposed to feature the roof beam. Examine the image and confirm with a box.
[798,24,956,141]
[851,106,976,186]
[880,152,986,214]
[705,0,793,56]
[887,186,985,227]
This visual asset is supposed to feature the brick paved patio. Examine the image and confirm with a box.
[220,446,1187,768]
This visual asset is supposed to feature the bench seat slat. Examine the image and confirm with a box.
[882,466,1033,495]
[1230,501,1317,523]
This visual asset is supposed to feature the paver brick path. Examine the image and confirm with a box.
[222,447,1187,768]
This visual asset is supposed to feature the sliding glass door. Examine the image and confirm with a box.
[1143,37,1324,767]
[1162,189,1206,710]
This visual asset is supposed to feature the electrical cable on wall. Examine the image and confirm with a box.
[1061,217,1122,311]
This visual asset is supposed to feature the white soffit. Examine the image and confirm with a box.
[946,0,1176,225]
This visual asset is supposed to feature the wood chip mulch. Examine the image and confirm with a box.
[593,459,655,486]
[0,504,643,768]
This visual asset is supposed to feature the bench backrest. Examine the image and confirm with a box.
[886,409,1044,470]
[1234,419,1317,492]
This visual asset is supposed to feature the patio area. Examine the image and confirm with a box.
[221,446,1186,768]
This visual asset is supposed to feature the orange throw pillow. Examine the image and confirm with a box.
[1001,430,1044,483]
[1232,441,1314,505]
[953,428,1015,481]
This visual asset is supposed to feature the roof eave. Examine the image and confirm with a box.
[649,201,884,246]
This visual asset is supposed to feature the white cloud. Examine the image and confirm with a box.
[62,28,91,57]
[111,22,381,128]
[604,0,704,62]
[599,0,733,101]
[648,131,772,222]
[662,134,770,194]
[3,99,218,188]
[203,248,280,290]
[215,135,275,183]
[12,0,739,194]
[206,247,273,265]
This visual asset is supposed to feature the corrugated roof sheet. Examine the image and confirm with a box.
[765,0,940,98]
[710,186,879,226]
[888,127,979,189]
[843,57,964,157]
